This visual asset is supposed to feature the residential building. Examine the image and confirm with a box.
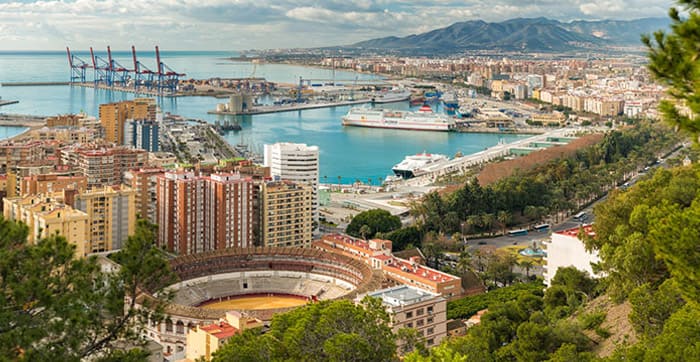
[0,141,45,172]
[156,170,254,255]
[99,98,156,144]
[185,311,263,362]
[124,119,159,152]
[123,168,164,223]
[71,186,136,253]
[30,126,97,144]
[3,193,89,258]
[20,174,87,196]
[314,234,463,300]
[60,145,147,188]
[361,285,447,349]
[264,143,319,229]
[543,225,601,287]
[260,180,313,247]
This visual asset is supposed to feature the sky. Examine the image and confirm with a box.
[0,0,674,51]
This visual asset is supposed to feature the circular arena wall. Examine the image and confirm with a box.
[138,247,383,354]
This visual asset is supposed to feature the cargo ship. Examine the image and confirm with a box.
[392,153,450,179]
[342,105,455,132]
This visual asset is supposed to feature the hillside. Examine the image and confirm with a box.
[350,17,669,53]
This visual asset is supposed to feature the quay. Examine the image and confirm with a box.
[0,114,46,128]
[0,100,19,107]
[391,128,577,188]
[208,99,371,116]
[1,82,69,86]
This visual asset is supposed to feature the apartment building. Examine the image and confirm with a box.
[260,180,313,247]
[156,170,254,255]
[20,174,87,196]
[99,98,157,144]
[362,285,447,349]
[264,143,319,228]
[71,186,136,253]
[543,225,601,287]
[123,168,164,223]
[60,145,147,188]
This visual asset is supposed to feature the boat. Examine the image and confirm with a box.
[441,92,459,115]
[342,105,455,132]
[371,89,411,104]
[392,153,450,179]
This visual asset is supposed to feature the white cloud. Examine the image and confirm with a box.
[0,0,677,50]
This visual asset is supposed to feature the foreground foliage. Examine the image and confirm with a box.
[212,297,399,362]
[0,218,174,360]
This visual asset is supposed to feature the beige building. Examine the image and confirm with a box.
[362,285,447,350]
[123,168,164,223]
[3,193,89,258]
[99,98,156,145]
[20,174,87,197]
[185,311,263,361]
[70,186,136,253]
[260,180,313,247]
[59,145,147,188]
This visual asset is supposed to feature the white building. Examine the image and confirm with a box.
[264,142,319,230]
[543,225,601,287]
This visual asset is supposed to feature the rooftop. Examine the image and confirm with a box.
[367,285,440,307]
[555,224,595,238]
[385,256,458,284]
[199,321,239,340]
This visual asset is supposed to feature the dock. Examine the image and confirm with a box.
[0,114,46,128]
[0,100,19,107]
[0,82,69,87]
[208,99,371,116]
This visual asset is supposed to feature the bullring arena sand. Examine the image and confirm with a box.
[200,294,310,310]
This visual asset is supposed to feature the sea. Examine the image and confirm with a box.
[0,50,527,183]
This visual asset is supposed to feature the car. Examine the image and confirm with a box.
[478,241,487,245]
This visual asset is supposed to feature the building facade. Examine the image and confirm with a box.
[99,98,157,144]
[362,285,448,349]
[543,225,601,287]
[185,311,263,361]
[156,171,254,255]
[260,180,313,247]
[123,168,164,223]
[124,119,159,152]
[72,186,136,253]
[20,174,87,197]
[264,143,319,229]
[60,145,147,188]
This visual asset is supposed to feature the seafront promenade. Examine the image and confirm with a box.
[391,128,578,187]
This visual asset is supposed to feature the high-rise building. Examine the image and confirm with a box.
[123,168,164,223]
[263,143,319,229]
[156,171,254,255]
[99,98,157,144]
[71,185,136,253]
[124,119,159,152]
[260,180,313,247]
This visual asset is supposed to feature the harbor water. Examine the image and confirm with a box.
[0,51,528,183]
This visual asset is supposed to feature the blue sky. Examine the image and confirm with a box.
[0,0,674,51]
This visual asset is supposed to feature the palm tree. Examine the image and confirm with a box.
[481,213,496,236]
[465,215,482,235]
[519,260,534,278]
[337,175,342,191]
[323,175,328,186]
[497,210,511,235]
[456,250,472,275]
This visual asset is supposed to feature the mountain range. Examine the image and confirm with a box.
[349,17,670,53]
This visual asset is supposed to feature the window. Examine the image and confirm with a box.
[416,319,424,327]
[427,306,434,314]
[427,317,434,324]
[427,338,434,345]
[427,327,434,335]
[417,308,424,316]
[407,322,413,328]
[406,311,413,318]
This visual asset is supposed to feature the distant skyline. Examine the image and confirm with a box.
[0,0,674,51]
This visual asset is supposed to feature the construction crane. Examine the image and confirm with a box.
[132,46,155,91]
[155,46,185,94]
[66,47,89,83]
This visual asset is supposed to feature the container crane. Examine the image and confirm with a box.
[90,47,112,87]
[66,47,89,83]
[107,46,131,87]
[155,46,185,94]
[131,46,155,91]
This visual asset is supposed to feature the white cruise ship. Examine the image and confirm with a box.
[392,153,449,179]
[342,105,455,132]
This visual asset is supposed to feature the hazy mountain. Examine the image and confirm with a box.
[350,17,669,53]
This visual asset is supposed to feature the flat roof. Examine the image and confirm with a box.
[385,257,458,284]
[368,285,440,307]
[555,224,595,238]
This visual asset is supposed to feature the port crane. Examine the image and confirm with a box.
[66,47,89,83]
[155,46,185,94]
[90,47,113,87]
[107,46,132,87]
[131,46,155,91]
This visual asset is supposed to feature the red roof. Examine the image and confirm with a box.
[555,224,595,238]
[200,321,239,339]
[385,257,457,283]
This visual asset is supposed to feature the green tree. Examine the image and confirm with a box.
[212,298,396,362]
[359,224,372,240]
[0,218,174,360]
[346,209,401,239]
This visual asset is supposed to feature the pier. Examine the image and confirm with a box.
[0,114,46,128]
[0,100,19,107]
[0,82,69,87]
[208,99,371,116]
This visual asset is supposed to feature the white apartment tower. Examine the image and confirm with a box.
[264,143,319,230]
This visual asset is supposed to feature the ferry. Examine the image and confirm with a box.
[342,105,455,132]
[392,153,450,179]
[371,89,411,104]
